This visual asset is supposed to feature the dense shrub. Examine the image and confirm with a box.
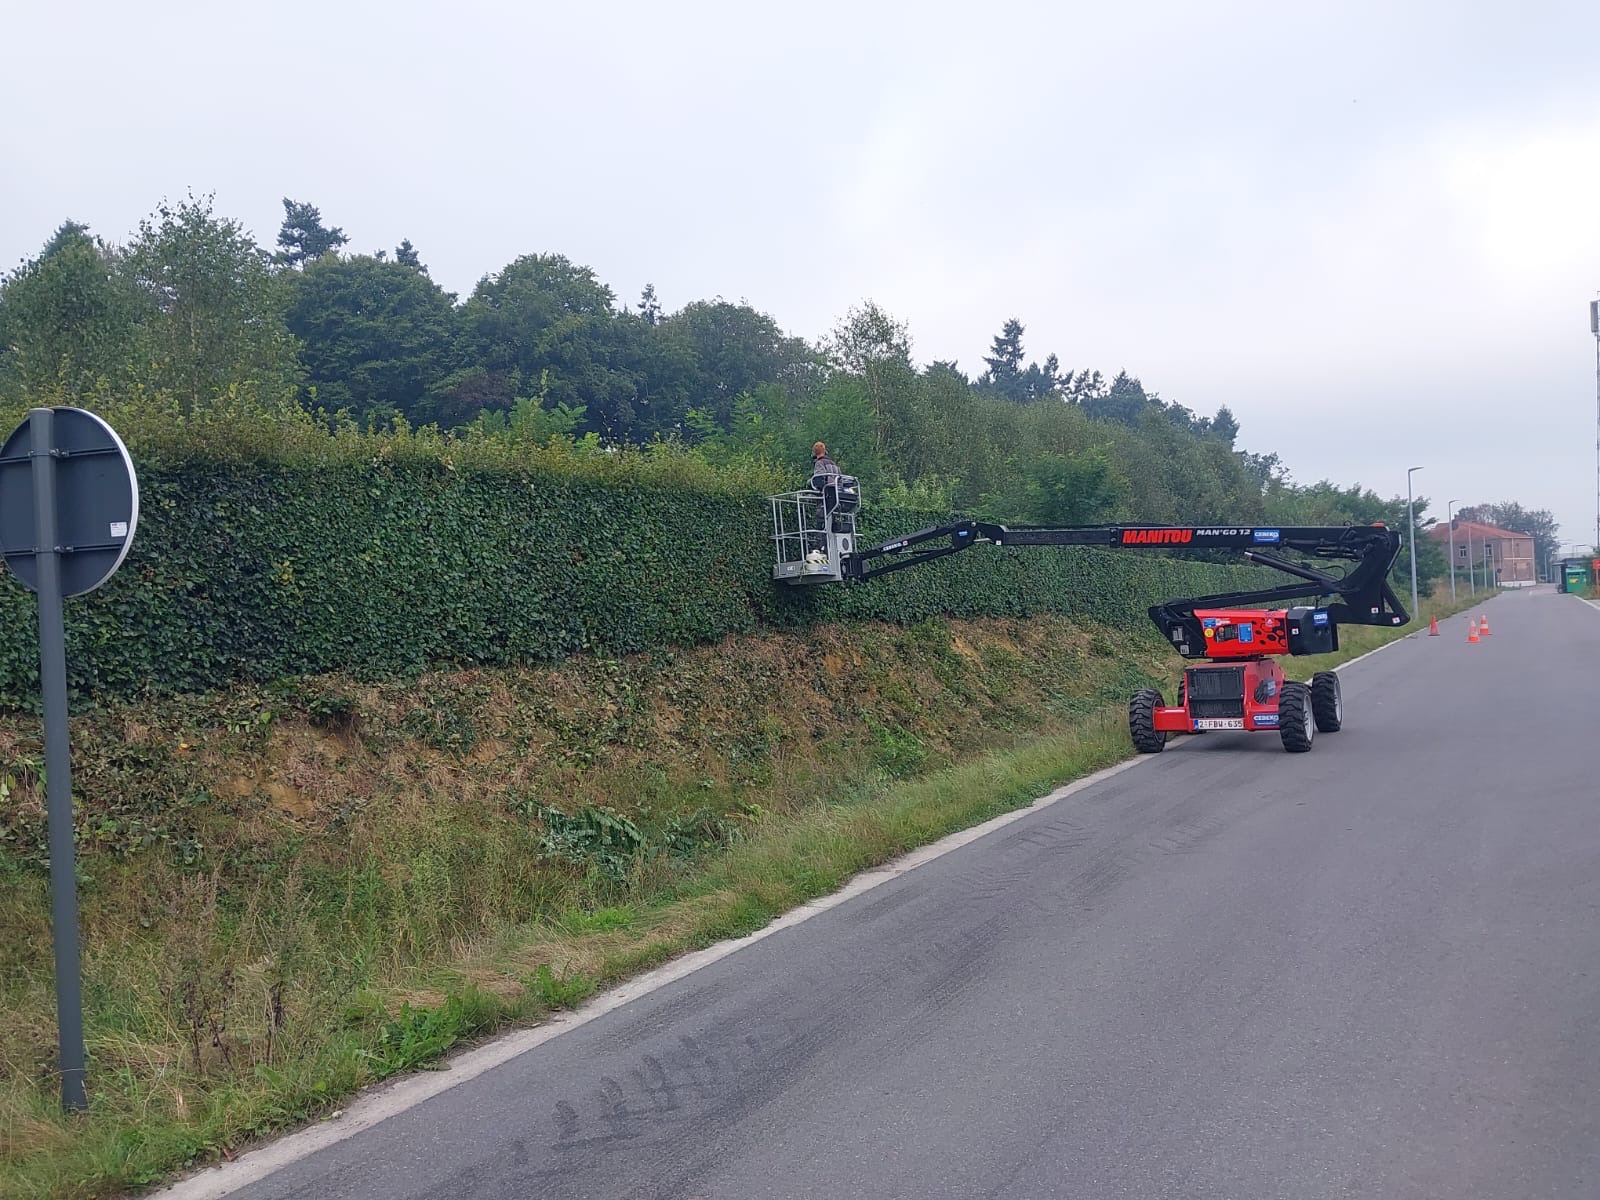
[0,448,1266,706]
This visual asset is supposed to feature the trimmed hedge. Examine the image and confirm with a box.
[0,460,1268,706]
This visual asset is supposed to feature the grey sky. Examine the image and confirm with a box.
[5,0,1599,548]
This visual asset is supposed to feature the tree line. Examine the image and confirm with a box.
[0,192,1564,589]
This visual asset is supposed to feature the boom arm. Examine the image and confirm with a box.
[844,521,1409,651]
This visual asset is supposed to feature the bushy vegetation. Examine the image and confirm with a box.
[0,193,1465,592]
[0,393,1277,706]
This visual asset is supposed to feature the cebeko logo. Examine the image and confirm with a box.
[1252,529,1281,544]
[1253,713,1280,727]
[1121,528,1194,545]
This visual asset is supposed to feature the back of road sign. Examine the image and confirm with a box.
[0,407,139,597]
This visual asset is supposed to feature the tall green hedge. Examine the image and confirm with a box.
[0,460,1268,706]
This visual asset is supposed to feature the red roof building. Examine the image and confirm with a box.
[1426,520,1536,587]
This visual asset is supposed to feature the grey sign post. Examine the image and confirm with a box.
[0,407,139,1112]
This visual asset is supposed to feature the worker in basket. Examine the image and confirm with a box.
[800,444,851,566]
[810,441,840,491]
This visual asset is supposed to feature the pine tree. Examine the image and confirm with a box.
[638,283,662,325]
[395,239,424,271]
[274,199,349,268]
[980,318,1026,400]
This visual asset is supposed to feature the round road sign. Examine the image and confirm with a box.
[0,408,139,597]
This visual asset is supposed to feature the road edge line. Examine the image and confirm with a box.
[1333,626,1428,673]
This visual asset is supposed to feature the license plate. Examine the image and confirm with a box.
[1194,718,1244,730]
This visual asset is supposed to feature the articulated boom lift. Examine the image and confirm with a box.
[770,486,1407,754]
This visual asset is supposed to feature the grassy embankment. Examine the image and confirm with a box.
[0,589,1481,1199]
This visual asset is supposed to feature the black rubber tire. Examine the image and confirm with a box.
[1129,687,1167,754]
[1311,671,1343,733]
[1278,682,1314,753]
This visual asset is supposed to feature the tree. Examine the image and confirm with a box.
[804,375,887,490]
[1211,405,1240,446]
[460,253,642,436]
[979,448,1128,525]
[126,194,300,414]
[976,319,1072,404]
[1021,353,1064,403]
[286,253,461,423]
[1082,371,1151,425]
[684,383,800,470]
[275,199,348,269]
[927,360,969,385]
[979,318,1026,400]
[419,367,518,428]
[0,222,145,404]
[469,385,586,442]
[1062,368,1106,406]
[1237,449,1285,491]
[394,239,424,272]
[824,300,910,375]
[823,301,916,462]
[40,220,90,257]
[637,283,662,326]
[659,299,818,432]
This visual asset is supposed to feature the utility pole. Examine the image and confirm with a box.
[1447,500,1459,602]
[1407,466,1423,618]
[1466,519,1476,595]
[1591,300,1599,555]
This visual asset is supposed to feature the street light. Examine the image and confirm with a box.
[1446,500,1459,602]
[1591,300,1599,556]
[1407,466,1423,618]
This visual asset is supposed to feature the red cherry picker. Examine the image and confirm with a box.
[770,485,1408,753]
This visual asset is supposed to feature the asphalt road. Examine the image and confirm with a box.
[219,589,1600,1200]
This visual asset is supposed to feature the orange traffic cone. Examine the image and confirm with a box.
[1479,615,1491,636]
[1429,615,1440,636]
[1467,619,1479,644]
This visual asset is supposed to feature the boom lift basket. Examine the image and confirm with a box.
[770,483,858,584]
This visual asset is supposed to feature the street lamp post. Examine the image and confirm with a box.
[1407,466,1423,618]
[1466,518,1476,595]
[1591,300,1599,556]
[1446,500,1459,602]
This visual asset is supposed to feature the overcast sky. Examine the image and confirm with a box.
[4,1,1598,548]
